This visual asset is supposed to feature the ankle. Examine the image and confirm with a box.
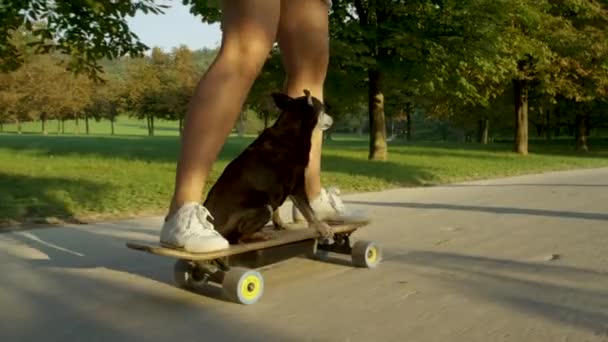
[305,188,322,202]
[167,199,196,220]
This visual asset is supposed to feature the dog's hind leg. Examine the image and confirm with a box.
[236,205,276,243]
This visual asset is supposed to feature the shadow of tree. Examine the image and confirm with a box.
[386,140,608,160]
[0,227,296,341]
[0,173,111,224]
[392,250,608,335]
[346,200,608,221]
[1,135,442,190]
[0,134,253,164]
[441,183,608,188]
[118,123,181,133]
[321,154,439,187]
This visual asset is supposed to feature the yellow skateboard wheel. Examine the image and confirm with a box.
[222,267,264,305]
[351,240,381,268]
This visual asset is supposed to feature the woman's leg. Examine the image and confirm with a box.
[161,0,281,253]
[278,0,368,222]
[276,0,329,200]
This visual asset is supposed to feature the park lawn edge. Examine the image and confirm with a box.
[2,163,607,232]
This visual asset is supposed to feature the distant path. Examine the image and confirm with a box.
[1,167,607,341]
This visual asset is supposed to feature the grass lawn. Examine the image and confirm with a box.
[1,130,608,226]
[0,116,183,136]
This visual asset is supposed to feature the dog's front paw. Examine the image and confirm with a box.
[273,221,288,231]
[313,222,334,245]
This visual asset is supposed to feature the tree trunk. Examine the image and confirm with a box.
[146,115,155,136]
[478,117,489,144]
[62,119,66,134]
[368,69,387,161]
[440,123,448,142]
[575,113,589,151]
[406,111,412,142]
[237,112,245,137]
[74,117,80,135]
[325,128,334,141]
[85,115,90,135]
[57,119,61,134]
[41,116,47,135]
[536,106,544,138]
[0,122,3,132]
[111,118,115,135]
[545,106,551,141]
[179,117,184,135]
[17,119,21,134]
[513,78,529,155]
[535,122,544,137]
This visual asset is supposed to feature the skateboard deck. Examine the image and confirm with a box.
[126,219,370,261]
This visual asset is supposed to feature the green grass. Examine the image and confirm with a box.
[0,116,183,136]
[1,131,607,226]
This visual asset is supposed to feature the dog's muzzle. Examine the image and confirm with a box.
[317,112,333,131]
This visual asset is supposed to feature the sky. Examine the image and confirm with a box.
[126,2,222,52]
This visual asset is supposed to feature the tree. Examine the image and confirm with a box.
[246,48,284,130]
[123,54,164,136]
[328,0,525,158]
[328,0,391,160]
[498,0,608,153]
[84,79,123,135]
[0,73,21,132]
[1,0,167,80]
[166,45,200,133]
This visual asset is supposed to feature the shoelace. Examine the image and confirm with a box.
[326,187,346,213]
[183,204,217,237]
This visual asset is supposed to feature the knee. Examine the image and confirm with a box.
[281,32,329,84]
[217,38,274,79]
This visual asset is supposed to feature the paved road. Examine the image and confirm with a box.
[1,168,608,342]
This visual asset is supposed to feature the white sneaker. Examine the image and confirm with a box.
[160,202,229,253]
[292,187,369,223]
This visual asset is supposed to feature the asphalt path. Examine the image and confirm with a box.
[1,168,607,341]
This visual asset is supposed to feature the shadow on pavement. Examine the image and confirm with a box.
[0,225,296,341]
[346,201,608,222]
[390,250,608,336]
[440,183,608,188]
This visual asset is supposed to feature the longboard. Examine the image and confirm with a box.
[125,219,380,305]
[126,219,370,261]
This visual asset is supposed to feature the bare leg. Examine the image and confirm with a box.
[277,0,330,201]
[168,0,280,216]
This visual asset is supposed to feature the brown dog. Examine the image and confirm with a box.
[203,89,334,244]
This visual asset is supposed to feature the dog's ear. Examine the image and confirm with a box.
[303,89,313,107]
[271,93,292,110]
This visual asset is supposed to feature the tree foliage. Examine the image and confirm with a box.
[1,0,607,153]
[0,0,168,79]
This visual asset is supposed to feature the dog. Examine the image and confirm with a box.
[203,89,334,244]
